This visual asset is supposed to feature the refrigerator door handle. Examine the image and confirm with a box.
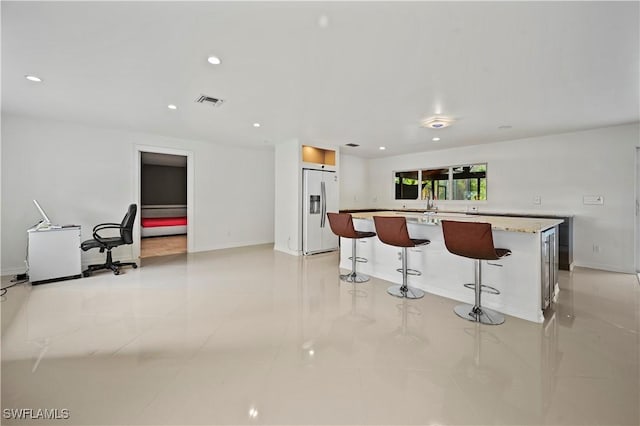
[320,181,326,228]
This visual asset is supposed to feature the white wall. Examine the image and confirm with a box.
[339,154,369,210]
[367,123,640,273]
[1,114,275,274]
[273,139,301,255]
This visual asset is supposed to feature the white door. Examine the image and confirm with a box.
[321,171,339,250]
[303,170,323,254]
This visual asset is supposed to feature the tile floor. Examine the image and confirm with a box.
[1,244,638,425]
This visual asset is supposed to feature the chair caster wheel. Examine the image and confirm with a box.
[82,271,91,277]
[113,270,120,275]
[132,264,138,269]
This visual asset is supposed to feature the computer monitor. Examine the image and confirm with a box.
[33,199,52,226]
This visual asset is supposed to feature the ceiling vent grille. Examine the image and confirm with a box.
[195,95,224,107]
[345,143,360,147]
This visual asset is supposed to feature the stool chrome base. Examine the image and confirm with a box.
[340,272,370,283]
[454,303,505,325]
[387,285,425,299]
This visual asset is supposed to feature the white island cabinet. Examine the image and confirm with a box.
[339,212,562,323]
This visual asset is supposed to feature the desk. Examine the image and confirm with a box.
[28,226,82,283]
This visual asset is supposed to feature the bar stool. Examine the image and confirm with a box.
[327,213,376,283]
[373,216,430,299]
[441,220,511,325]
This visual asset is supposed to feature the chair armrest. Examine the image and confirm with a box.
[93,224,122,243]
[92,222,120,233]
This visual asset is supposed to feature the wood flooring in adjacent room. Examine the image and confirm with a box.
[140,235,187,258]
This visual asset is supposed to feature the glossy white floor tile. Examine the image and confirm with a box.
[1,244,638,425]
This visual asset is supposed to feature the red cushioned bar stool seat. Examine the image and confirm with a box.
[327,213,376,283]
[441,220,511,325]
[373,216,430,299]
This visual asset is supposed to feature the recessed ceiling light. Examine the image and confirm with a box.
[207,56,221,65]
[379,146,386,150]
[498,125,512,129]
[253,122,261,128]
[167,104,177,110]
[318,15,330,28]
[432,137,441,141]
[25,75,42,82]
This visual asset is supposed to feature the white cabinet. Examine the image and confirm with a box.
[28,226,82,283]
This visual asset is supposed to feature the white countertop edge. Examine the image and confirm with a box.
[351,211,564,234]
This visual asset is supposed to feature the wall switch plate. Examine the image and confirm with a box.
[533,196,541,205]
[583,195,604,205]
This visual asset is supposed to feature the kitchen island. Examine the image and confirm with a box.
[339,211,563,323]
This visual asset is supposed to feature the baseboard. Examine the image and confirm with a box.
[193,240,275,254]
[273,245,300,256]
[1,266,28,277]
[572,262,635,274]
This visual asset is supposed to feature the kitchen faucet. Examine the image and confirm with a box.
[427,198,437,211]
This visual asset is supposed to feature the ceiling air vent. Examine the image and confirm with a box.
[195,95,224,107]
[345,143,360,147]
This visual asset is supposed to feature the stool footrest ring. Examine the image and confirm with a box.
[348,256,368,263]
[463,283,501,295]
[396,268,422,276]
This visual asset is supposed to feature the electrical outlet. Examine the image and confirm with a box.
[467,206,478,213]
[533,196,541,205]
[584,195,604,205]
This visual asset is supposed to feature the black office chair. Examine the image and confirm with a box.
[81,204,138,276]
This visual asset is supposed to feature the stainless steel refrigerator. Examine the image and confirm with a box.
[302,168,339,255]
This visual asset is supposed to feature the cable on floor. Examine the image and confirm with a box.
[1,277,29,298]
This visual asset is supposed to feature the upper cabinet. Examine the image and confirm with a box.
[302,145,336,166]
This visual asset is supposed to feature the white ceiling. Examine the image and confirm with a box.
[2,1,638,158]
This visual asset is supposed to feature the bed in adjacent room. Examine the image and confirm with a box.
[140,205,187,237]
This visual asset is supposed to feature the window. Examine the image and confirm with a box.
[421,168,449,200]
[394,163,487,201]
[451,164,487,201]
[394,171,419,200]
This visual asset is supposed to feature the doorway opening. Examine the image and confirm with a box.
[140,152,187,258]
[133,146,194,263]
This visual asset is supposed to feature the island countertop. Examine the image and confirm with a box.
[349,211,563,233]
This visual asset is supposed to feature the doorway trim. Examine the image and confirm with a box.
[636,147,640,273]
[133,145,195,262]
